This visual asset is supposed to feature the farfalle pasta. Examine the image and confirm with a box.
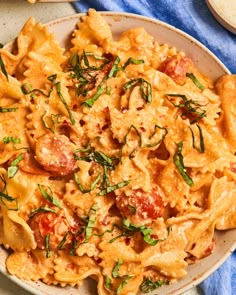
[0,8,235,295]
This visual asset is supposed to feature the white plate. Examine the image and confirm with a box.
[0,12,235,295]
[206,0,236,34]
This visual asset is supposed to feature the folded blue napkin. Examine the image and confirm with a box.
[73,1,236,294]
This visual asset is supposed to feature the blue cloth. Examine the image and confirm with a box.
[73,1,236,294]
[73,0,236,73]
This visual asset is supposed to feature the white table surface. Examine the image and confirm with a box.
[0,1,202,295]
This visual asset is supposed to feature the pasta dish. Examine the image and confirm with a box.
[0,9,235,295]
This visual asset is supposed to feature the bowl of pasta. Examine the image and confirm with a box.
[0,9,235,295]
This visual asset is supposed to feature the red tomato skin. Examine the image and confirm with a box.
[158,54,194,85]
[116,187,165,225]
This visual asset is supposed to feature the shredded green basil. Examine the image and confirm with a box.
[112,258,123,278]
[186,73,205,91]
[166,93,206,124]
[107,56,121,78]
[21,74,57,98]
[8,153,24,178]
[0,54,8,81]
[111,259,134,294]
[109,219,162,246]
[117,275,134,294]
[74,172,101,193]
[84,204,98,242]
[41,111,61,133]
[139,278,169,293]
[145,125,168,148]
[3,137,21,144]
[105,276,112,290]
[56,82,75,125]
[0,107,18,113]
[123,78,152,103]
[29,206,57,218]
[81,85,104,107]
[0,175,18,210]
[74,145,128,196]
[45,234,51,258]
[38,184,63,209]
[122,57,144,69]
[189,124,205,153]
[120,124,142,160]
[173,141,193,187]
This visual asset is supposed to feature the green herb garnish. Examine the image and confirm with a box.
[123,78,152,103]
[84,204,98,242]
[45,234,51,258]
[0,54,8,81]
[0,107,18,113]
[38,184,63,209]
[186,73,205,91]
[81,84,104,107]
[56,82,75,125]
[189,124,205,153]
[139,278,169,293]
[166,93,206,124]
[173,141,193,187]
[8,153,24,178]
[29,206,57,218]
[41,111,61,133]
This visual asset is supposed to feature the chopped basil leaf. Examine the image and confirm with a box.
[8,166,18,178]
[105,275,112,290]
[117,275,134,294]
[122,57,144,69]
[189,124,205,153]
[173,141,193,187]
[145,125,168,148]
[123,78,152,103]
[112,259,123,278]
[11,153,24,166]
[8,153,24,178]
[81,85,104,108]
[38,184,63,209]
[45,234,51,258]
[84,204,98,242]
[0,54,8,80]
[41,111,61,133]
[111,259,134,294]
[0,175,19,210]
[29,206,57,218]
[21,83,34,96]
[109,219,163,246]
[186,73,205,91]
[98,180,130,196]
[3,137,21,144]
[56,82,75,125]
[0,106,18,113]
[107,56,121,78]
[74,172,101,193]
[166,93,206,124]
[140,278,169,293]
[120,124,142,160]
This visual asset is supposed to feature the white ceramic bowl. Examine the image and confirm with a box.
[0,12,235,295]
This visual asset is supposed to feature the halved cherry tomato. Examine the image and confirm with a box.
[158,54,194,85]
[116,187,165,225]
[28,210,80,251]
